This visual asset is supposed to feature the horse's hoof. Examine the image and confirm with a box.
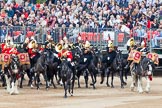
[123,82,127,86]
[64,96,67,98]
[70,93,73,96]
[139,91,143,94]
[78,86,81,88]
[20,86,23,88]
[121,86,124,89]
[86,85,88,88]
[90,83,93,86]
[111,86,114,88]
[130,87,134,91]
[100,81,103,84]
[46,88,49,91]
[93,87,96,89]
[10,90,14,95]
[106,83,110,87]
[54,86,57,89]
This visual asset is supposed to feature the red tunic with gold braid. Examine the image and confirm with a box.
[58,49,73,61]
[7,47,19,55]
[28,48,37,59]
[1,43,6,53]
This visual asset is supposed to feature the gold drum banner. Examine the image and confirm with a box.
[18,53,30,65]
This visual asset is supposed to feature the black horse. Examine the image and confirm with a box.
[72,46,96,89]
[60,58,74,98]
[100,50,126,88]
[46,49,59,89]
[4,54,21,95]
[33,51,48,90]
[19,63,31,88]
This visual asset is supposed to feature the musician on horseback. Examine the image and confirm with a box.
[124,37,136,69]
[58,43,74,71]
[102,40,119,69]
[77,41,93,71]
[27,37,40,70]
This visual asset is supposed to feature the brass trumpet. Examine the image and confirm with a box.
[55,43,63,53]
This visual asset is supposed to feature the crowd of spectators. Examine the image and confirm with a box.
[0,0,161,45]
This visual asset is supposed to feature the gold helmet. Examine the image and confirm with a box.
[84,41,91,48]
[108,40,114,48]
[129,37,135,47]
[55,43,63,52]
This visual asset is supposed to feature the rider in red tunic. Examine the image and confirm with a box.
[58,44,73,62]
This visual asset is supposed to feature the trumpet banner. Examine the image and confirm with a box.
[18,53,30,65]
[0,53,11,64]
[147,53,159,65]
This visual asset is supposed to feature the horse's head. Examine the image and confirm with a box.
[61,59,70,78]
[115,50,123,69]
[73,46,83,61]
[9,54,20,74]
[45,50,54,63]
[141,57,154,76]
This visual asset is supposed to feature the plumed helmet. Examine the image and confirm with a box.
[63,37,68,41]
[84,41,91,48]
[24,37,29,43]
[107,40,114,48]
[47,35,52,40]
[127,37,135,47]
[64,44,69,49]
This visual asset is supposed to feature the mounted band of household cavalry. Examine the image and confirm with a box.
[0,34,159,97]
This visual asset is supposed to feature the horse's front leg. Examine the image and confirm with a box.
[44,70,49,90]
[88,69,95,89]
[145,76,151,93]
[5,74,10,93]
[119,70,124,88]
[36,73,40,90]
[14,79,19,94]
[84,70,89,88]
[20,73,24,88]
[137,75,143,93]
[100,69,105,84]
[70,73,75,96]
[51,75,57,89]
[77,71,81,88]
[111,71,114,88]
[63,81,68,98]
[106,68,110,87]
[130,72,136,91]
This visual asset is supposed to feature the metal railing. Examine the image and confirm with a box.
[0,26,161,50]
